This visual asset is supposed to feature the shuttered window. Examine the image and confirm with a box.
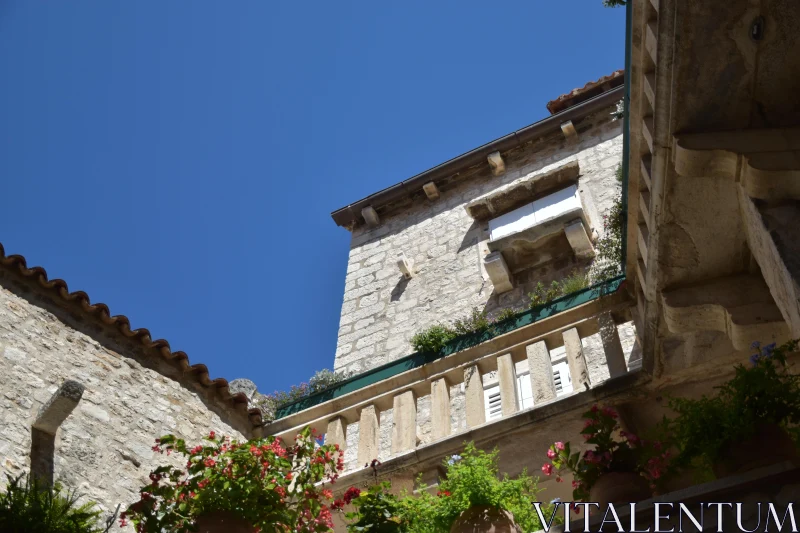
[484,385,502,420]
[553,361,573,396]
[516,373,534,410]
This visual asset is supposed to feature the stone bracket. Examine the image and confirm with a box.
[33,380,85,435]
[483,251,513,294]
[564,219,595,260]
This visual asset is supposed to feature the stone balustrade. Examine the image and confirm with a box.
[262,291,641,474]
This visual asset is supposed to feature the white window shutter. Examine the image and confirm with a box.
[516,373,534,410]
[484,385,502,420]
[552,361,573,396]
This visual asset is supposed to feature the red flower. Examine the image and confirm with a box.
[208,431,216,439]
[331,499,345,510]
[343,487,361,504]
[541,463,553,476]
[204,458,216,468]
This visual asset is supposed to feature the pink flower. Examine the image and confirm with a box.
[572,480,580,489]
[547,449,557,459]
[208,431,216,439]
[555,476,563,483]
[583,419,596,429]
[555,441,565,451]
[541,463,553,476]
[601,407,618,419]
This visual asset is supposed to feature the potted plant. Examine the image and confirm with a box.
[542,405,668,509]
[660,339,800,479]
[122,426,343,533]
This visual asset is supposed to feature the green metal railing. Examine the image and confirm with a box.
[275,274,625,419]
[274,3,635,422]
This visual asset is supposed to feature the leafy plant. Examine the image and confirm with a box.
[254,368,353,420]
[341,483,401,533]
[410,307,519,354]
[402,444,550,533]
[122,426,343,532]
[410,324,458,354]
[603,0,626,6]
[589,195,624,283]
[614,162,623,183]
[527,269,590,309]
[659,339,800,474]
[0,474,103,533]
[542,405,669,501]
[338,444,550,533]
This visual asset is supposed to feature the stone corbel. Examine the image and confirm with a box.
[483,251,513,293]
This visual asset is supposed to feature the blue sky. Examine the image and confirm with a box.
[0,1,624,396]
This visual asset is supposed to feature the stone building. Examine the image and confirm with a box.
[0,246,263,523]
[263,0,800,527]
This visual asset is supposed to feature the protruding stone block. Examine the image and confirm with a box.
[361,206,380,227]
[496,353,518,416]
[464,365,486,428]
[564,219,595,259]
[598,312,627,379]
[483,251,513,293]
[228,378,258,401]
[397,252,414,279]
[391,391,416,454]
[526,341,557,403]
[357,405,380,467]
[33,380,84,435]
[563,328,591,391]
[423,181,440,200]
[487,151,505,176]
[430,377,451,440]
[326,416,347,451]
[561,120,578,139]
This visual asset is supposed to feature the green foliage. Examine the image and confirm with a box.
[255,368,353,420]
[410,324,459,354]
[410,307,521,354]
[527,269,590,309]
[589,195,624,283]
[494,308,518,323]
[603,0,626,6]
[344,483,402,533]
[614,162,623,183]
[124,426,343,532]
[0,474,102,533]
[659,339,800,473]
[344,443,550,533]
[543,405,668,501]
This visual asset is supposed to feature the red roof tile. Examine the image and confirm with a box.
[546,70,624,115]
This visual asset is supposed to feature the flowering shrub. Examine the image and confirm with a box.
[410,308,521,355]
[542,405,668,501]
[341,482,401,533]
[660,338,800,474]
[122,426,343,532]
[589,195,624,283]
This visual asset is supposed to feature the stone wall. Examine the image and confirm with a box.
[334,117,624,375]
[0,281,245,528]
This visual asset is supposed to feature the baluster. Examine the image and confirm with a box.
[357,404,380,466]
[563,328,591,390]
[598,311,628,378]
[496,353,518,416]
[325,416,347,451]
[431,377,451,440]
[526,340,557,403]
[391,391,417,454]
[464,365,486,428]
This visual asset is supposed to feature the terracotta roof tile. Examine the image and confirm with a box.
[546,69,624,115]
[0,243,263,430]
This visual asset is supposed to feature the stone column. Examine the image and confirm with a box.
[526,341,557,403]
[357,405,380,467]
[430,377,451,440]
[496,353,518,416]
[598,312,628,378]
[464,365,486,428]
[325,416,347,451]
[391,391,417,454]
[563,328,591,391]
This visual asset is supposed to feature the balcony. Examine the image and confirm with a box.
[260,279,648,491]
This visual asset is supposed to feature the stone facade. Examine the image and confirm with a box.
[329,106,640,474]
[335,115,624,376]
[0,278,248,527]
